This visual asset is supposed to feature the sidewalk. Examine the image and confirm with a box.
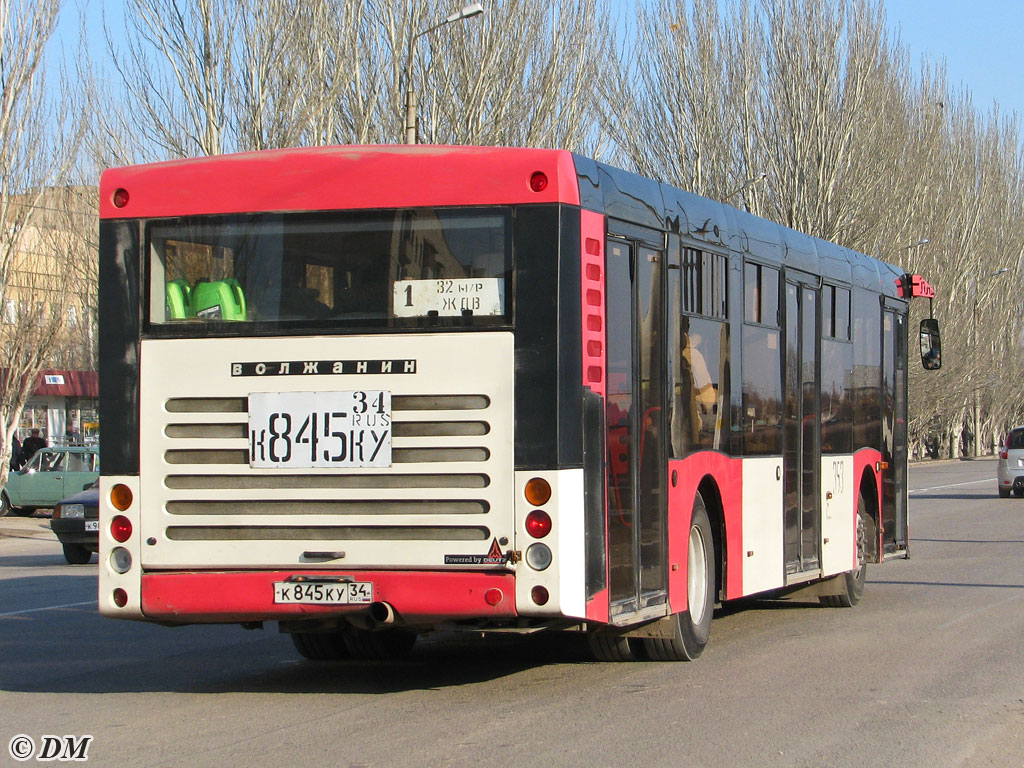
[0,513,56,540]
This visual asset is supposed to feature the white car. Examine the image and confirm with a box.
[997,427,1024,497]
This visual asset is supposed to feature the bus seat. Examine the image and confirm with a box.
[192,279,247,321]
[166,279,193,319]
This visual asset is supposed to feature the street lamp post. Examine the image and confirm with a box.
[403,3,484,145]
[971,266,1009,457]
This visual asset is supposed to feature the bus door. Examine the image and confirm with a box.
[605,234,668,619]
[881,306,908,554]
[783,278,821,575]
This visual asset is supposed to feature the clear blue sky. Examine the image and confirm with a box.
[60,0,1024,120]
[884,0,1024,118]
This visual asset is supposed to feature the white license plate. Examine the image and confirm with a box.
[84,520,99,532]
[273,581,373,605]
[249,391,391,469]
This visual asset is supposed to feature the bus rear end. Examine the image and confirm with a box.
[97,147,591,646]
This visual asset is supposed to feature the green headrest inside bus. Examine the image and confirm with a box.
[166,279,193,319]
[192,279,247,321]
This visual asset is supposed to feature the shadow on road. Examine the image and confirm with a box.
[0,575,605,695]
[913,537,1024,545]
[908,493,1001,500]
[867,580,1024,590]
[0,553,73,569]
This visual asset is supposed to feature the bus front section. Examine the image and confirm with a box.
[97,148,590,647]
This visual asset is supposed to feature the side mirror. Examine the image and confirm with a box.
[920,318,941,370]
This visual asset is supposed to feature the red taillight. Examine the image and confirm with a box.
[525,509,552,538]
[531,585,549,605]
[110,515,132,543]
[1001,450,1009,460]
[484,588,503,606]
[529,171,548,192]
[112,188,129,208]
[112,588,128,608]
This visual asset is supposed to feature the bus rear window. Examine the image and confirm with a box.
[147,208,511,329]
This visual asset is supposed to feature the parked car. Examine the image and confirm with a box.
[50,481,100,564]
[0,445,99,516]
[997,426,1024,497]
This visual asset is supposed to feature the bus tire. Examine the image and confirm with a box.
[821,496,869,608]
[343,627,417,660]
[644,491,715,661]
[587,630,641,661]
[291,630,351,660]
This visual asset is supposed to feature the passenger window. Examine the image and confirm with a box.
[66,453,89,472]
[39,453,64,472]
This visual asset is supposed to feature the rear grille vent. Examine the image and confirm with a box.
[165,525,490,542]
[156,392,498,549]
[165,499,489,515]
[164,473,489,490]
[163,447,490,465]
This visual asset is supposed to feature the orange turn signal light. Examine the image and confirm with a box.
[110,484,133,511]
[524,477,551,506]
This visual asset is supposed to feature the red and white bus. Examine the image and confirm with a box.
[97,146,940,661]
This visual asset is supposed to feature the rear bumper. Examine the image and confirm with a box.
[997,471,1024,489]
[139,570,518,624]
[50,518,99,546]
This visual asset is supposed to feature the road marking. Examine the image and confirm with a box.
[0,600,95,618]
[909,479,990,494]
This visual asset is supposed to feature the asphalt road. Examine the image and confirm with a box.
[1,459,1022,767]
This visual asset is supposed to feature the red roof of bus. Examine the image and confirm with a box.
[99,145,581,219]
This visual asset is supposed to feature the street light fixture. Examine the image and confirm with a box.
[723,173,767,203]
[971,266,1010,457]
[403,3,484,145]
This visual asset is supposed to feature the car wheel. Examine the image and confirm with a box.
[999,487,1011,498]
[0,492,10,517]
[1014,488,1023,498]
[62,543,93,565]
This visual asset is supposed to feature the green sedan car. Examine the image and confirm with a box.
[1,446,99,517]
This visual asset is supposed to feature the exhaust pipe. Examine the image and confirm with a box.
[369,601,396,625]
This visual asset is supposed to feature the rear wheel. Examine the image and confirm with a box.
[290,631,351,660]
[0,493,10,517]
[343,627,418,660]
[587,631,641,662]
[999,487,1011,498]
[61,543,93,565]
[643,491,715,661]
[821,496,869,608]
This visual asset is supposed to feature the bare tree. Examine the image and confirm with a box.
[103,0,235,158]
[98,0,607,158]
[0,0,87,489]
